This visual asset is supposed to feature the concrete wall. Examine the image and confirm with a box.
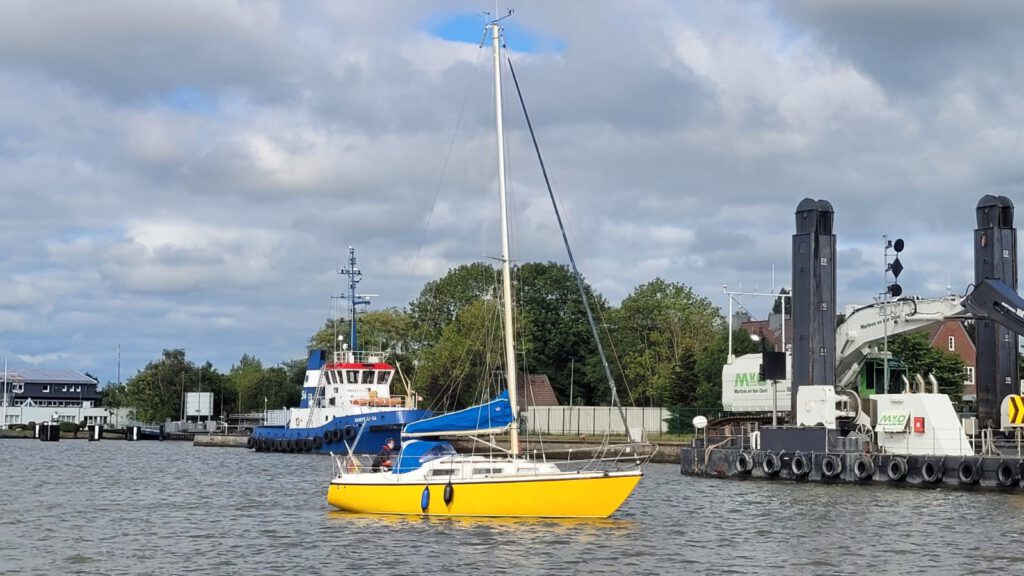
[526,406,669,436]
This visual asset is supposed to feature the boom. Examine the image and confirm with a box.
[834,296,964,390]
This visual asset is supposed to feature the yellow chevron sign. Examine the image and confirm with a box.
[1009,395,1024,426]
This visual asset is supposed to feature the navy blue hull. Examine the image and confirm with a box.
[249,409,431,454]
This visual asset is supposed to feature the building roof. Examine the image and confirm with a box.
[516,374,560,408]
[4,368,97,384]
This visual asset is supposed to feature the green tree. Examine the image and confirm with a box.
[888,331,966,407]
[227,354,301,413]
[612,278,725,406]
[771,288,792,315]
[409,262,499,345]
[413,298,505,410]
[122,349,217,422]
[515,262,608,405]
[101,382,128,409]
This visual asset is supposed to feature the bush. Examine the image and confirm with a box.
[58,421,80,433]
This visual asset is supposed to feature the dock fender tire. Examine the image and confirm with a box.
[246,436,255,449]
[343,426,356,441]
[887,457,908,481]
[762,452,780,476]
[997,460,1018,487]
[303,438,314,452]
[957,459,980,485]
[791,453,810,477]
[921,459,943,483]
[735,452,753,474]
[853,455,874,481]
[329,428,342,443]
[312,435,323,450]
[821,454,842,479]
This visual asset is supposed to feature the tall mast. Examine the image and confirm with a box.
[339,246,370,353]
[490,18,520,456]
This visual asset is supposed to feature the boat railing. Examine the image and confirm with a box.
[332,349,391,364]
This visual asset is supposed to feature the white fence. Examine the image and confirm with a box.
[526,406,669,436]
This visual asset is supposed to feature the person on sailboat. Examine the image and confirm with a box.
[371,438,395,471]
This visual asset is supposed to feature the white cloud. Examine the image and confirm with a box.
[0,0,1019,384]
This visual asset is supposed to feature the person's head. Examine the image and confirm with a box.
[386,438,395,448]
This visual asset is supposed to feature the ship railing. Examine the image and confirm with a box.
[332,349,392,364]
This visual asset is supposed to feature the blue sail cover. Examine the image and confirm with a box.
[402,391,514,438]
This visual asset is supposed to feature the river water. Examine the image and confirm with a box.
[0,439,1020,575]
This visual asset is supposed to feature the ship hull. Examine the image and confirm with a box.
[251,409,431,454]
[327,471,642,518]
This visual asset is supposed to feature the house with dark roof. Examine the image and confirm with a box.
[1,368,115,427]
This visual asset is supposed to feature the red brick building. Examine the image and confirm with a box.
[928,319,977,403]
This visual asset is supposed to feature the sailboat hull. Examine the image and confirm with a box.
[327,471,642,518]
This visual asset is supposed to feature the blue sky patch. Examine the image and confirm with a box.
[427,13,565,53]
[162,86,215,114]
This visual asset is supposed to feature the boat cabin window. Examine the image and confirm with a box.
[473,468,502,475]
[376,370,390,385]
[430,469,455,477]
[346,370,359,384]
[361,370,374,384]
[417,443,457,466]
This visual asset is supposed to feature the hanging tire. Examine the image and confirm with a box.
[312,435,324,450]
[853,455,874,481]
[887,457,908,481]
[957,459,979,485]
[997,461,1018,487]
[762,452,780,476]
[921,459,943,483]
[330,428,342,443]
[821,454,842,479]
[791,453,810,477]
[303,438,314,452]
[246,436,255,449]
[735,452,753,474]
[343,426,356,441]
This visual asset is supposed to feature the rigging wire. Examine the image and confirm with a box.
[403,43,488,303]
[505,55,631,434]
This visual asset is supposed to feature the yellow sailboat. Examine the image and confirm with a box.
[326,13,651,518]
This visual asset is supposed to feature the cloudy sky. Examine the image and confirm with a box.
[2,0,1022,385]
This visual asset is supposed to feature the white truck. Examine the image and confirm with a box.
[721,295,965,414]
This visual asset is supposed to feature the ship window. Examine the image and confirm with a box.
[347,370,359,384]
[361,370,374,384]
[376,371,390,385]
[948,336,955,351]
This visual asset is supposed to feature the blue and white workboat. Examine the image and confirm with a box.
[248,248,431,454]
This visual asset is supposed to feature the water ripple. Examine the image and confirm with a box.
[0,440,1019,574]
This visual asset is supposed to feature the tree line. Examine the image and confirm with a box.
[102,261,967,422]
